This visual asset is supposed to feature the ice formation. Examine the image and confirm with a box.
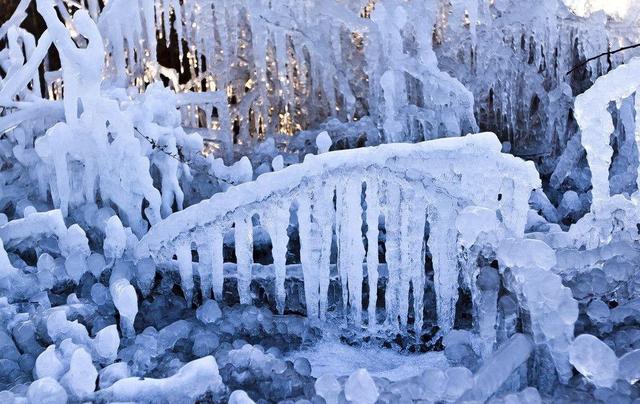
[96,356,224,402]
[137,133,540,333]
[1,0,640,402]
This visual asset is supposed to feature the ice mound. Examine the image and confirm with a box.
[569,334,619,388]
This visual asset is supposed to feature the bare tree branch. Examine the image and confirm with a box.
[134,127,187,164]
[567,42,640,76]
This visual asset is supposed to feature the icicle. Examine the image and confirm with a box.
[428,197,459,333]
[365,180,379,329]
[274,34,289,100]
[383,182,401,329]
[196,233,213,299]
[234,213,253,305]
[634,91,640,191]
[175,240,194,303]
[397,187,412,329]
[333,184,349,318]
[263,203,291,314]
[141,0,157,62]
[161,0,172,47]
[316,184,335,320]
[208,228,225,301]
[336,177,365,325]
[401,191,427,334]
[298,193,319,319]
[204,104,213,131]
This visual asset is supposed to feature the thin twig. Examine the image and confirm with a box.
[133,127,238,185]
[134,127,186,164]
[566,42,640,76]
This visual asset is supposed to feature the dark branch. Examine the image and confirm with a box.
[134,127,187,164]
[133,127,235,184]
[566,42,640,76]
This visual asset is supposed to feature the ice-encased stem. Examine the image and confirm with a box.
[263,203,290,314]
[428,198,459,333]
[365,180,379,329]
[234,213,253,305]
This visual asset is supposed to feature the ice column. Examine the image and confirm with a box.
[235,214,254,305]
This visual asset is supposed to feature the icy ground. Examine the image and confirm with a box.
[1,0,640,403]
[287,335,448,381]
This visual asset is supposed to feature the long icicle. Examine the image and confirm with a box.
[365,179,379,329]
[175,240,194,304]
[428,196,459,333]
[298,192,319,319]
[234,213,253,305]
[384,181,402,330]
[263,202,290,314]
[337,177,365,325]
[316,182,336,320]
[209,227,225,301]
[406,193,427,335]
[196,234,214,299]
